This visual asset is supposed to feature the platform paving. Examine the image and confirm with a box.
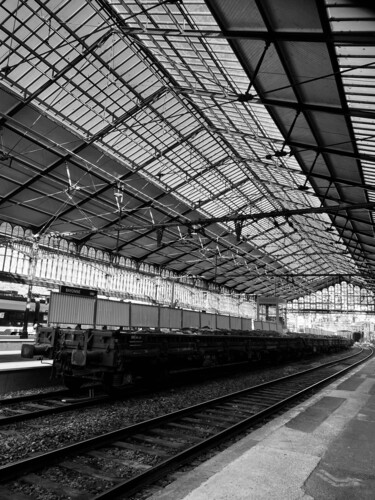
[0,337,34,352]
[148,354,375,500]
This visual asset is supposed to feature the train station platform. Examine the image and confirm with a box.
[0,336,34,352]
[0,337,38,365]
[149,352,375,500]
[0,335,57,394]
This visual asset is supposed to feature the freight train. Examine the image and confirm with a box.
[21,326,353,393]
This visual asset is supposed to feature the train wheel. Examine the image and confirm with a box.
[63,375,84,391]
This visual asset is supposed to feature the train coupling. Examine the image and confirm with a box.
[21,343,52,358]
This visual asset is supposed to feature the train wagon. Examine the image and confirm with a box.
[22,326,353,393]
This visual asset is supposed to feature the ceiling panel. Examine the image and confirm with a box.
[0,0,374,299]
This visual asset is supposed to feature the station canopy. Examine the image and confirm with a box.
[0,0,375,300]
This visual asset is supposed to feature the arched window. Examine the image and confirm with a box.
[13,225,24,238]
[0,222,12,235]
[88,247,96,260]
[80,245,88,257]
[60,239,68,252]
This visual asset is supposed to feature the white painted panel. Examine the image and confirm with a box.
[96,300,130,327]
[49,292,95,324]
[131,303,159,327]
[217,314,230,329]
[201,312,216,329]
[182,310,200,328]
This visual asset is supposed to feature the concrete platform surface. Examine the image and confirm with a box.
[0,337,34,352]
[0,361,54,394]
[149,353,375,500]
[0,359,50,371]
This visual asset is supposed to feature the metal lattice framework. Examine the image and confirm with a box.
[0,0,375,300]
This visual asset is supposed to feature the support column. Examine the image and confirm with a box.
[21,240,38,339]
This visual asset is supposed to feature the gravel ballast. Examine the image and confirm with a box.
[0,352,351,467]
[0,350,358,499]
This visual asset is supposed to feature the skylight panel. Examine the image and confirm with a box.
[177,182,212,205]
[253,198,275,214]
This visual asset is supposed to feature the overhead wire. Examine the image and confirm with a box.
[1,0,374,296]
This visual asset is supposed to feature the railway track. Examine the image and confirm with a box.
[0,361,264,426]
[0,347,371,500]
[0,388,109,426]
[0,349,360,427]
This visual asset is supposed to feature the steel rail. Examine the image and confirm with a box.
[0,389,109,426]
[0,347,370,499]
[0,360,277,426]
[0,351,357,426]
[94,348,373,499]
[0,387,94,405]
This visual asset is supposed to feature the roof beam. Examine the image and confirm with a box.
[117,27,375,45]
[66,201,375,236]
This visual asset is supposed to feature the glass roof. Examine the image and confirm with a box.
[0,0,374,299]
